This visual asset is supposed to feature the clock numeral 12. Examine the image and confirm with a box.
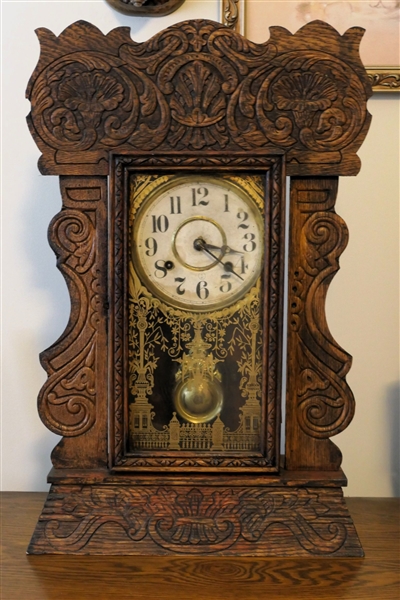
[192,187,209,206]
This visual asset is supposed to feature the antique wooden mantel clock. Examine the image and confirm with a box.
[26,18,371,556]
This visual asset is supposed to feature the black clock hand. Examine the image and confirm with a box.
[194,239,244,281]
[202,242,243,255]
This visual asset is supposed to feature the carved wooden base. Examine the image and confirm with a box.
[28,475,363,557]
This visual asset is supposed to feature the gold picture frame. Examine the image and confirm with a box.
[366,67,400,92]
[221,0,245,34]
[223,0,400,92]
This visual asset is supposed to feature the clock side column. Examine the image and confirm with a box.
[285,176,355,471]
[37,175,109,469]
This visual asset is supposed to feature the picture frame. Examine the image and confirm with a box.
[221,0,400,92]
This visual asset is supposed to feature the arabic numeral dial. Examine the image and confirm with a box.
[132,177,263,311]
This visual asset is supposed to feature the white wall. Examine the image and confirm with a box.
[1,1,399,496]
[328,93,400,497]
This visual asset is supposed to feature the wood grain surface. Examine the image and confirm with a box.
[26,19,372,177]
[285,177,355,471]
[1,493,399,599]
[24,17,374,558]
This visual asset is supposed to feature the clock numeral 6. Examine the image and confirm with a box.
[196,280,209,300]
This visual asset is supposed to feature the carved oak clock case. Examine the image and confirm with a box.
[26,19,371,556]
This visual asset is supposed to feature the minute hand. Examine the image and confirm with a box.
[200,245,244,281]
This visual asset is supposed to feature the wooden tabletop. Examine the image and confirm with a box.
[1,493,399,599]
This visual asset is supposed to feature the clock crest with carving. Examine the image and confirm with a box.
[26,18,371,556]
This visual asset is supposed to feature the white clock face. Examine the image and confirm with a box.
[132,176,264,311]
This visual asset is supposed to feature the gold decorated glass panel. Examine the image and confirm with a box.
[128,173,266,454]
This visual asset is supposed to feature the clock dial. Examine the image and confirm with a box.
[132,176,264,311]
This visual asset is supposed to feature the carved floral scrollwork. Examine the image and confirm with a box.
[30,53,142,152]
[51,209,96,273]
[41,485,349,555]
[57,71,124,130]
[26,20,371,174]
[38,210,98,436]
[148,488,241,551]
[238,488,347,553]
[230,48,368,157]
[272,71,338,129]
[41,337,96,436]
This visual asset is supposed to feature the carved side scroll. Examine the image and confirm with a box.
[38,177,109,468]
[285,177,354,470]
[40,208,97,436]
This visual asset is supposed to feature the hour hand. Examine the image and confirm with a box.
[201,242,243,255]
